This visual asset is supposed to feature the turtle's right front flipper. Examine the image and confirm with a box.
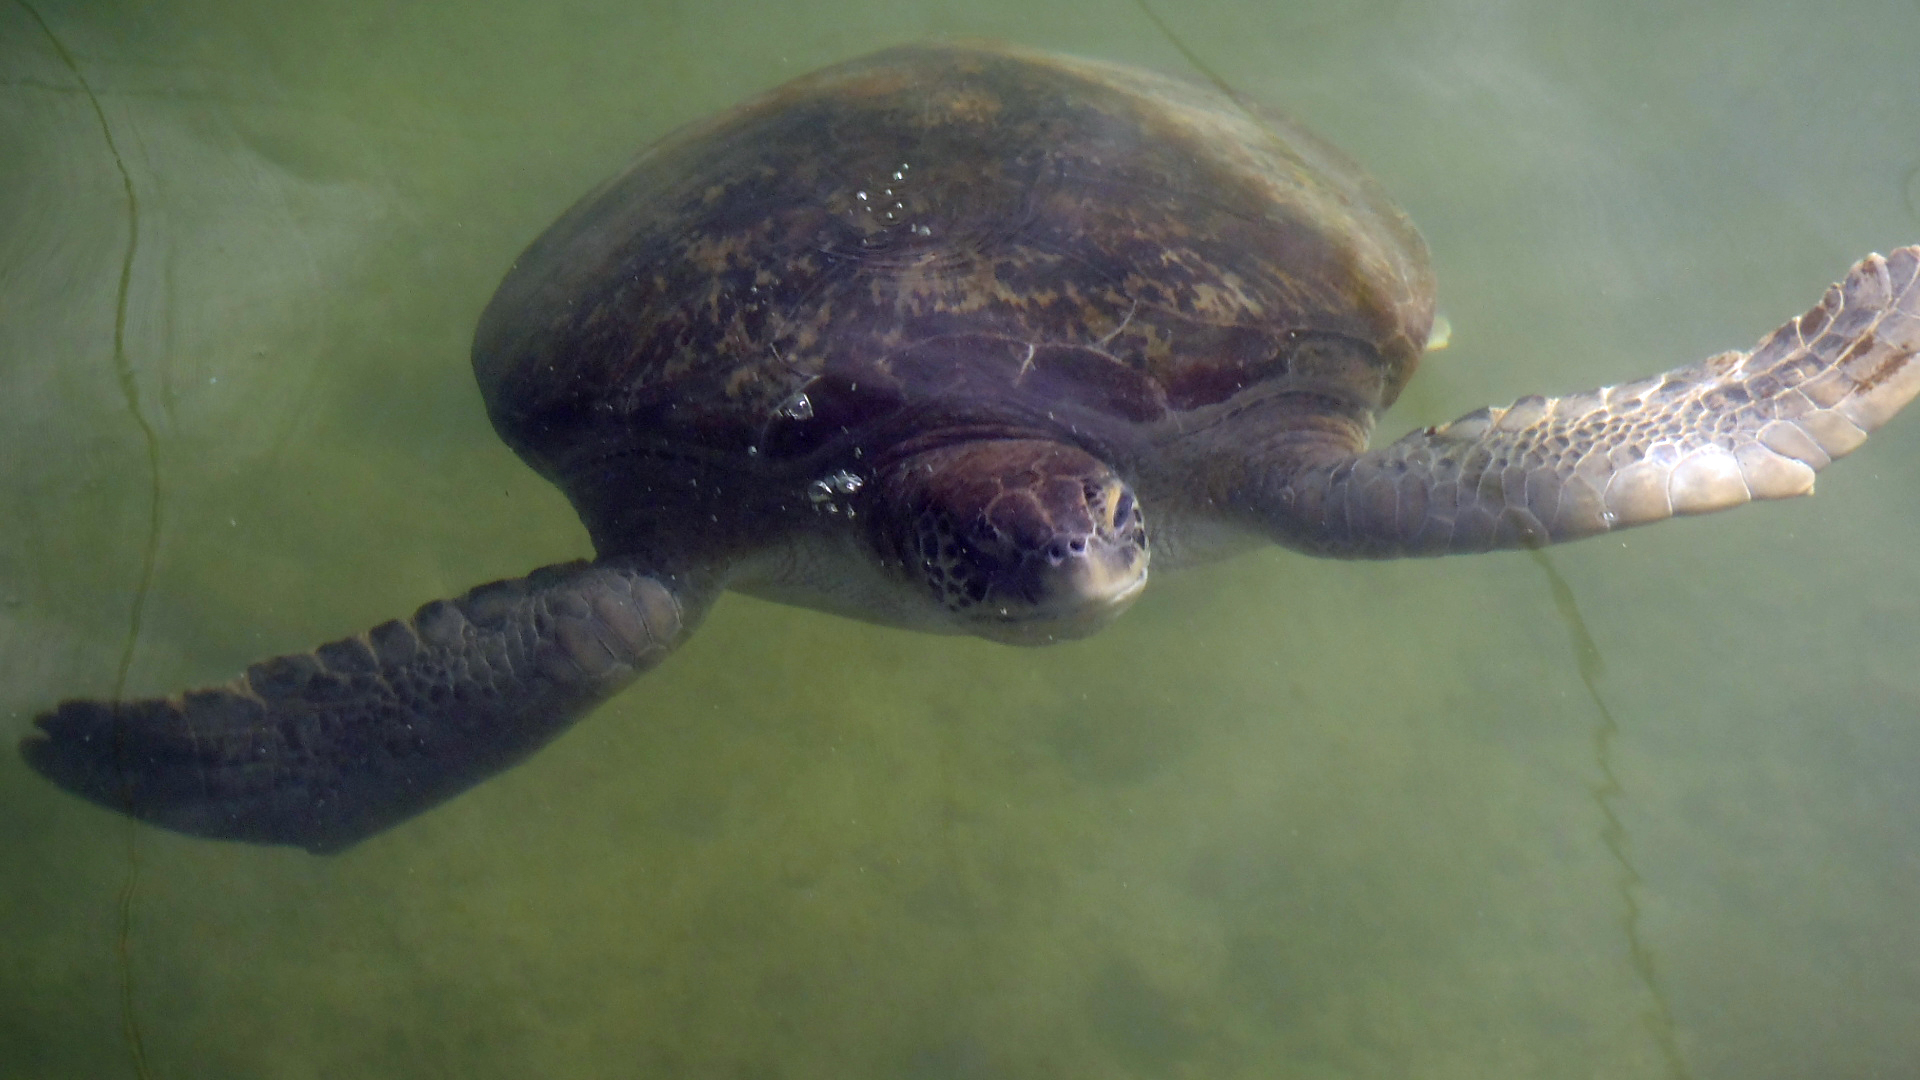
[1260,246,1920,557]
[20,561,712,853]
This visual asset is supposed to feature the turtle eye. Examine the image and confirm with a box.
[1110,490,1135,530]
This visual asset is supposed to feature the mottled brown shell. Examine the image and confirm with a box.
[473,41,1434,488]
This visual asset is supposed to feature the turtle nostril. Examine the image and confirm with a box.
[1044,537,1087,565]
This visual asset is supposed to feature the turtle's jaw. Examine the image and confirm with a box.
[969,540,1149,645]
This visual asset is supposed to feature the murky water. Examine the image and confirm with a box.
[4,1,1918,1077]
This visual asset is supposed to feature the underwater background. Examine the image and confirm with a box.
[4,0,1918,1077]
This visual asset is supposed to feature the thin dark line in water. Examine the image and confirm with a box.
[1131,0,1246,108]
[1528,548,1692,1080]
[18,4,164,1079]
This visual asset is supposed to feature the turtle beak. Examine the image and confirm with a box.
[975,549,1148,645]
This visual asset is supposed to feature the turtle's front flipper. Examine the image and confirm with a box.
[1263,246,1920,557]
[21,561,712,853]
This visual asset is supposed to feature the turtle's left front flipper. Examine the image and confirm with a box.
[21,561,712,853]
[1263,246,1920,557]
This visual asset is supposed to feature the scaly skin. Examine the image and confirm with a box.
[1263,247,1920,556]
[22,562,709,852]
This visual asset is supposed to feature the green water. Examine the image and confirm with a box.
[4,1,1918,1077]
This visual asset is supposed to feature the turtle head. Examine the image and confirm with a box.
[873,439,1149,645]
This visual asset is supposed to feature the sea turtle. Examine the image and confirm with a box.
[22,42,1920,853]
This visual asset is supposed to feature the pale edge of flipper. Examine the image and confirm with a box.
[1269,246,1920,556]
[20,561,711,853]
